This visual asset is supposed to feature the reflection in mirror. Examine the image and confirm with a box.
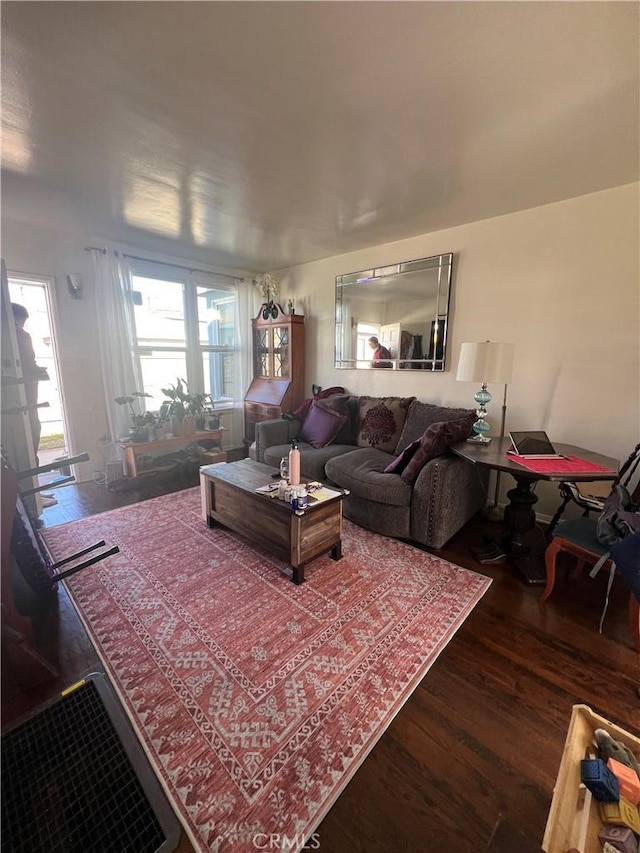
[334,253,453,371]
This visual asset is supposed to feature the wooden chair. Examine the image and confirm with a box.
[541,517,640,653]
[546,481,609,542]
[547,443,640,539]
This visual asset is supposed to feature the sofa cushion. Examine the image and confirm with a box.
[299,401,347,448]
[264,442,356,482]
[325,448,412,507]
[356,396,415,453]
[395,401,476,454]
[315,394,358,445]
[400,414,476,484]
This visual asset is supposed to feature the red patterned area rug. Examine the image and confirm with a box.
[42,487,491,852]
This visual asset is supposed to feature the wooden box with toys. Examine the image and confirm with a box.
[543,704,640,853]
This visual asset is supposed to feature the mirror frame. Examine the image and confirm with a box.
[334,252,453,371]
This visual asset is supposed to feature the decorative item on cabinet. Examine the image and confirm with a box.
[243,302,304,445]
[254,274,282,321]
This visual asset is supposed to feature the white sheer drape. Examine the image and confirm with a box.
[90,249,142,442]
[233,277,252,447]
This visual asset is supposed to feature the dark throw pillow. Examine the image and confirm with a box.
[299,402,347,448]
[315,394,358,445]
[400,414,475,485]
[395,402,476,454]
[383,439,421,475]
[291,386,346,423]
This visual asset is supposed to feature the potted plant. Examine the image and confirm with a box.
[205,412,220,431]
[114,391,154,441]
[185,392,213,430]
[159,378,189,436]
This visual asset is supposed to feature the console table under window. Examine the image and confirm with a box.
[116,429,225,478]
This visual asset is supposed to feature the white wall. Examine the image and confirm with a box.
[275,183,640,517]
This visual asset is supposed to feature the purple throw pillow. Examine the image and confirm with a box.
[299,402,347,448]
[315,394,357,444]
[400,414,475,485]
[383,439,421,474]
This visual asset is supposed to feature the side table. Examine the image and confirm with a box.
[451,438,618,584]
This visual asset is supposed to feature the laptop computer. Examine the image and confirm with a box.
[508,430,566,459]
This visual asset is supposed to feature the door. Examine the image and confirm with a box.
[7,274,70,471]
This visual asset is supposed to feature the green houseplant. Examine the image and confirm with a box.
[185,392,214,430]
[159,378,189,436]
[114,391,154,441]
[159,379,216,434]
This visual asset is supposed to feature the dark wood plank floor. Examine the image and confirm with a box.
[3,471,638,853]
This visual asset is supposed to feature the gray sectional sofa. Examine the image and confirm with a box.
[252,395,489,549]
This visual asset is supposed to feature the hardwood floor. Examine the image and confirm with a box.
[3,471,638,853]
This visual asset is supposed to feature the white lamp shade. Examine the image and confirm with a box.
[456,341,514,384]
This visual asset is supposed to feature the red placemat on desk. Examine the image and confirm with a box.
[506,454,616,475]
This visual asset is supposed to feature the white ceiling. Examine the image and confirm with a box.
[2,1,638,273]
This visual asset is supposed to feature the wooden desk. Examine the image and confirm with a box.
[118,429,225,478]
[451,438,618,584]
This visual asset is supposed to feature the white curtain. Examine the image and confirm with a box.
[233,277,253,447]
[90,248,142,443]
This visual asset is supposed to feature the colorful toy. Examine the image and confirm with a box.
[596,728,640,777]
[599,796,640,834]
[580,758,620,802]
[607,756,640,806]
[598,824,638,853]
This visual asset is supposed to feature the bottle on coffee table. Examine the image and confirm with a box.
[289,441,300,486]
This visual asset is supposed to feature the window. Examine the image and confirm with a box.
[129,261,239,414]
[196,285,236,403]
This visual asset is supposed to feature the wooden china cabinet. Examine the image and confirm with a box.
[243,304,304,444]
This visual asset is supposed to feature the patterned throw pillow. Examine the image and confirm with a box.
[299,401,347,448]
[400,414,476,484]
[356,396,415,453]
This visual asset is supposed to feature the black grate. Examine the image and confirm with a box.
[1,677,178,853]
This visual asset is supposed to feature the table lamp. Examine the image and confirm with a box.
[456,341,514,444]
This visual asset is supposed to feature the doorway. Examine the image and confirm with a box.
[8,275,69,477]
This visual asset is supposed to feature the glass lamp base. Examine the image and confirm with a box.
[466,434,492,444]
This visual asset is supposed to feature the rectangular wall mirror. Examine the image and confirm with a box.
[334,252,453,371]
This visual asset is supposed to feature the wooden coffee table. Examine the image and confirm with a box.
[200,458,345,584]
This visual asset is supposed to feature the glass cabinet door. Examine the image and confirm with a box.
[272,326,290,378]
[255,328,269,377]
[253,322,292,379]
